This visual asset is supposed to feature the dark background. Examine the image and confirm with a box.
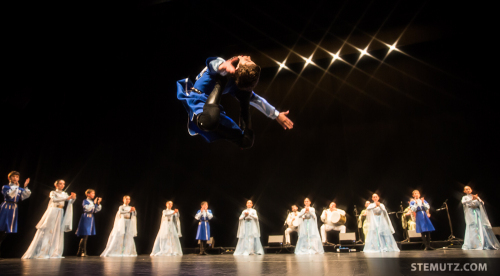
[2,0,499,257]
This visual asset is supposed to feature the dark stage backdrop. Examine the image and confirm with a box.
[2,0,499,257]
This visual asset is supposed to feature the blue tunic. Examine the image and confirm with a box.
[176,57,279,143]
[76,199,102,236]
[410,200,435,233]
[195,210,212,241]
[0,184,31,233]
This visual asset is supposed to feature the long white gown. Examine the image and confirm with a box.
[234,208,264,255]
[462,194,500,250]
[22,190,74,259]
[100,205,137,257]
[151,209,183,256]
[295,207,324,254]
[363,203,400,253]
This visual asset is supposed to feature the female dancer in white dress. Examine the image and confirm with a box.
[151,201,183,256]
[462,186,500,250]
[363,194,400,253]
[22,179,76,259]
[295,198,324,254]
[100,195,137,257]
[234,200,264,255]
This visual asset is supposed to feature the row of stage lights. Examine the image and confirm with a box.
[275,42,400,72]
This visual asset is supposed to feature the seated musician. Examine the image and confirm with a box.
[403,205,416,231]
[284,205,301,246]
[358,201,370,242]
[320,202,346,245]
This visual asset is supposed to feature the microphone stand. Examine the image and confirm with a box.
[353,205,364,244]
[400,202,410,243]
[281,210,290,247]
[436,200,462,243]
[283,210,289,227]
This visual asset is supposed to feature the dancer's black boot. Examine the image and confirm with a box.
[425,232,435,250]
[422,232,434,251]
[77,236,88,257]
[196,76,226,132]
[199,240,207,255]
[82,236,88,256]
[76,238,83,256]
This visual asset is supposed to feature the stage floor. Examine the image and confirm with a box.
[1,250,499,275]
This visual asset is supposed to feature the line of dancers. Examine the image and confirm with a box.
[1,171,499,259]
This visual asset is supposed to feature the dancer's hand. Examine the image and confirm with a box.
[24,178,30,188]
[245,212,249,216]
[376,202,380,207]
[97,197,102,204]
[276,111,294,130]
[218,56,239,75]
[472,194,478,200]
[130,207,136,212]
[174,209,179,214]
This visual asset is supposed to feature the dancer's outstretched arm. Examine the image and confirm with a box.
[249,93,294,130]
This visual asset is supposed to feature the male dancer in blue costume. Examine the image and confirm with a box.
[410,190,435,250]
[195,201,213,255]
[75,189,102,257]
[0,171,31,257]
[177,56,294,149]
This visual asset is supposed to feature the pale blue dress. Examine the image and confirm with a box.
[234,208,264,255]
[294,207,324,254]
[363,203,400,253]
[151,209,183,256]
[462,195,499,250]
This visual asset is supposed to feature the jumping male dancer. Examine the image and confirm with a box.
[176,56,293,148]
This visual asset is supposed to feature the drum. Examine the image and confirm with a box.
[331,211,346,225]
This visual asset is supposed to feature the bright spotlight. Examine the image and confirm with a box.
[357,46,370,59]
[302,54,315,68]
[386,42,399,54]
[277,60,287,72]
[330,51,341,63]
